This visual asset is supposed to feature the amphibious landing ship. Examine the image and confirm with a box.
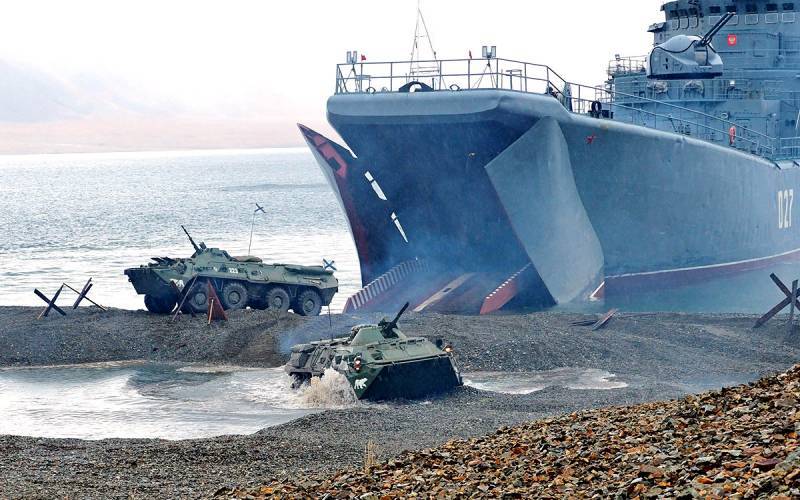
[301,0,800,315]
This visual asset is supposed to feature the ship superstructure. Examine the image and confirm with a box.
[301,0,800,314]
[610,0,800,157]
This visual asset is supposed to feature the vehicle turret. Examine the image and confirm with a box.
[181,224,206,256]
[378,302,409,338]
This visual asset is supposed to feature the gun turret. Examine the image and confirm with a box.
[380,302,410,338]
[181,225,203,255]
[647,11,732,80]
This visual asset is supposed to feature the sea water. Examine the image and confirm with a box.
[0,362,372,440]
[0,363,314,439]
[0,148,360,311]
[0,362,630,440]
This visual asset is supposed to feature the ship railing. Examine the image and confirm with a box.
[777,137,800,160]
[607,55,647,77]
[335,58,777,158]
[568,83,775,157]
[335,58,569,96]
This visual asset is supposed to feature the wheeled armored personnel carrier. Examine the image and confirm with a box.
[285,303,462,400]
[124,226,338,316]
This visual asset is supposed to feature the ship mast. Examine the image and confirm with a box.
[409,0,439,79]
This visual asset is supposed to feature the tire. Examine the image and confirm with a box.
[265,287,291,312]
[144,294,175,314]
[221,282,249,311]
[294,289,322,316]
[185,283,209,313]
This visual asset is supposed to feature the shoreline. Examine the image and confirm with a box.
[1,306,799,498]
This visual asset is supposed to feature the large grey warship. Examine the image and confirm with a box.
[301,1,800,314]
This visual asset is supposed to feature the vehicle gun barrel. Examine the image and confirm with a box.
[382,302,410,335]
[181,225,201,254]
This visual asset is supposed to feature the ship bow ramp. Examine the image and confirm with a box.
[300,91,605,314]
[484,116,604,305]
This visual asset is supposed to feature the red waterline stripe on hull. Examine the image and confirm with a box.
[604,247,800,294]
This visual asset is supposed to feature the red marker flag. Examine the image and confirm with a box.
[361,54,367,61]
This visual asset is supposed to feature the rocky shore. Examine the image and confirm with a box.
[2,306,797,380]
[0,306,799,498]
[227,365,800,499]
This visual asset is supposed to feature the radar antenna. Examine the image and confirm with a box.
[409,0,440,80]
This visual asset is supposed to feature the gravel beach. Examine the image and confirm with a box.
[0,306,799,498]
[231,365,800,499]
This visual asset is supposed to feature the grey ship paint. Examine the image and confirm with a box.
[300,0,800,315]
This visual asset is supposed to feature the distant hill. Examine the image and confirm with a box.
[0,59,181,123]
[0,60,89,122]
[0,59,320,153]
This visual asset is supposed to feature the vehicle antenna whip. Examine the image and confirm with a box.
[248,203,266,256]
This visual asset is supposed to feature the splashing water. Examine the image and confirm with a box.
[0,363,369,440]
[0,363,316,440]
[300,368,360,408]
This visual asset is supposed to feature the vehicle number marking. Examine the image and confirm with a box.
[228,268,239,274]
[779,189,794,229]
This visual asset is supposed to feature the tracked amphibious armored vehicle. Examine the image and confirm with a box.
[124,226,338,315]
[285,303,462,400]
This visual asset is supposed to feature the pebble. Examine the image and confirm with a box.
[228,365,800,499]
[0,308,799,498]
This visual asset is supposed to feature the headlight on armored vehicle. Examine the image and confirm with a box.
[444,344,453,354]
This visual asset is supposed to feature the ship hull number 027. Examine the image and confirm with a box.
[779,189,794,229]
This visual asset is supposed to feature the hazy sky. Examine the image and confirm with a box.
[0,0,665,153]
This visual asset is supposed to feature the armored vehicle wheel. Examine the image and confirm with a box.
[186,283,209,313]
[144,294,175,314]
[265,287,291,312]
[221,282,249,310]
[294,289,322,316]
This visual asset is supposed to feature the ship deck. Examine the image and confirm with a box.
[334,57,797,161]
